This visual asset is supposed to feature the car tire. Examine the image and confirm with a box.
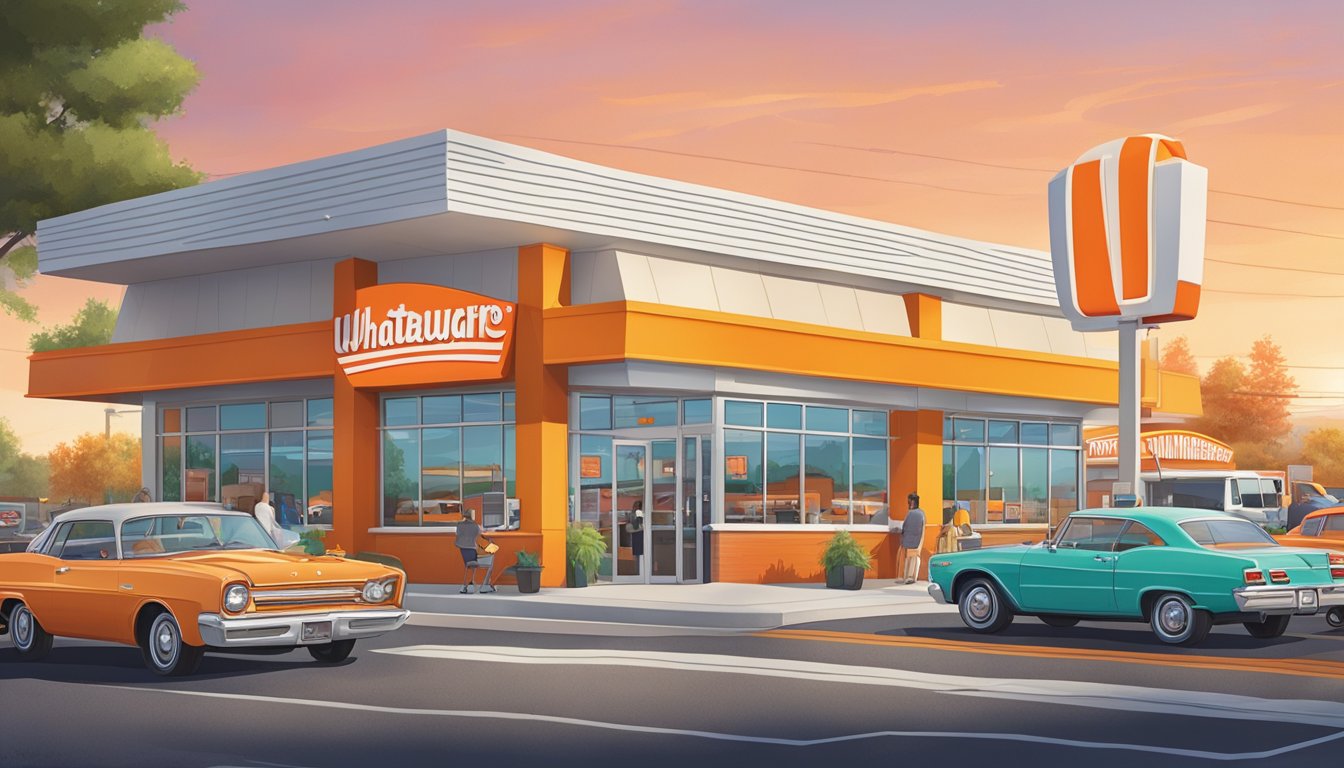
[10,603,54,661]
[1243,614,1291,639]
[1149,593,1211,646]
[1327,607,1344,629]
[140,610,204,677]
[1039,615,1080,628]
[958,578,1013,634]
[308,639,356,664]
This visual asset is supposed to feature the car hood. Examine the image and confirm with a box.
[140,550,396,586]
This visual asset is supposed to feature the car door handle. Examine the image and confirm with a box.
[1093,556,1113,563]
[55,566,70,574]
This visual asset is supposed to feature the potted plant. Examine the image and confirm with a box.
[820,529,872,590]
[566,523,607,588]
[296,528,326,556]
[509,550,543,594]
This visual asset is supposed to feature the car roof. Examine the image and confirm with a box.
[49,502,249,526]
[1071,507,1240,523]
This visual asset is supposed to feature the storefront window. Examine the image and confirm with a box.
[852,410,887,437]
[160,436,181,502]
[724,429,764,522]
[943,416,1080,526]
[384,397,418,427]
[725,400,764,428]
[268,431,304,527]
[683,399,711,425]
[580,396,612,430]
[767,403,802,431]
[220,403,266,431]
[463,392,502,423]
[988,447,1021,523]
[613,396,677,428]
[954,446,985,521]
[307,398,334,427]
[185,435,217,502]
[806,406,848,433]
[423,395,462,425]
[765,432,801,523]
[421,427,461,524]
[577,434,613,576]
[306,431,333,525]
[382,429,420,527]
[270,401,304,429]
[954,418,985,443]
[186,406,216,433]
[1021,422,1049,445]
[1051,449,1080,527]
[805,434,849,523]
[220,432,265,488]
[988,420,1018,444]
[1022,448,1049,524]
[851,437,887,523]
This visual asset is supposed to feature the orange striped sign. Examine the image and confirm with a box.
[1048,134,1207,331]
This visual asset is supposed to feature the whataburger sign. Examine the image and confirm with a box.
[1086,430,1233,466]
[333,283,516,388]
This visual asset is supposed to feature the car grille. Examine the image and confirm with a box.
[251,584,363,608]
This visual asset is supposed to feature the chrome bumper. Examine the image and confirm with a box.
[1232,585,1344,615]
[927,583,948,604]
[198,608,410,648]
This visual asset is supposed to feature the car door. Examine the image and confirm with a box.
[1019,516,1123,613]
[1110,520,1169,616]
[41,519,124,639]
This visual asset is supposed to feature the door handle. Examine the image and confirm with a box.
[55,566,70,574]
[1093,556,1113,563]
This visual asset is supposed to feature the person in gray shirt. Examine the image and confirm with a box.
[456,509,495,594]
[900,493,926,584]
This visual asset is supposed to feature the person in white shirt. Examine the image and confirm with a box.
[253,488,297,549]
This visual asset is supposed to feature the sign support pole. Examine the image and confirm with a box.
[1118,319,1143,502]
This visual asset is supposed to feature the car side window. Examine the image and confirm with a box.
[1056,517,1125,551]
[1324,516,1344,533]
[56,521,117,561]
[1303,518,1326,537]
[44,522,74,556]
[1114,521,1166,551]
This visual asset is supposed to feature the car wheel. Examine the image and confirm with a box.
[1149,593,1211,646]
[140,611,204,676]
[308,639,356,664]
[958,578,1013,634]
[10,603,54,661]
[1327,607,1344,629]
[1243,614,1291,639]
[1039,615,1080,628]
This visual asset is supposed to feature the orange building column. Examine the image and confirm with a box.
[889,409,945,579]
[332,258,380,557]
[516,244,571,586]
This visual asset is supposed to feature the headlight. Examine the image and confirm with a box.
[223,583,250,613]
[362,578,396,603]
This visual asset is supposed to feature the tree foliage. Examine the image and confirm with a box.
[29,297,117,351]
[48,432,142,503]
[1191,336,1297,448]
[0,0,201,319]
[1159,335,1198,376]
[0,417,51,498]
[1299,428,1344,486]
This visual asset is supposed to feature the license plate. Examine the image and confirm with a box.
[302,620,333,642]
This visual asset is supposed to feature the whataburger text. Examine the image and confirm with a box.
[333,302,513,375]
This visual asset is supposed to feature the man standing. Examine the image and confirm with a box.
[901,492,926,584]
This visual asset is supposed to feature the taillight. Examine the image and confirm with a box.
[1244,569,1266,586]
[1330,553,1344,579]
[1269,569,1290,584]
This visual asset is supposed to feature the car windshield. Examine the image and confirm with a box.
[1179,518,1277,549]
[121,514,276,557]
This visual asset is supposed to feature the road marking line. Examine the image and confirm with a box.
[106,683,1344,761]
[760,628,1344,681]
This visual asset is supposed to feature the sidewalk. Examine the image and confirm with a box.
[405,579,955,634]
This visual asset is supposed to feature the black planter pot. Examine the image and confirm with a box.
[567,563,588,588]
[515,567,543,594]
[825,565,865,590]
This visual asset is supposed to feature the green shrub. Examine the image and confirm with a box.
[515,549,542,568]
[297,528,326,556]
[820,529,872,571]
[566,523,607,575]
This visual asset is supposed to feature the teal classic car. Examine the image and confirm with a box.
[928,507,1344,645]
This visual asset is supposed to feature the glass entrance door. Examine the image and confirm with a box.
[680,435,704,583]
[613,441,650,582]
[611,438,702,584]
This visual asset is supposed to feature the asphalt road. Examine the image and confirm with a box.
[4,610,1344,768]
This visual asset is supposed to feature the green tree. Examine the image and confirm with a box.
[0,416,50,498]
[1299,428,1344,486]
[0,0,201,320]
[29,297,117,351]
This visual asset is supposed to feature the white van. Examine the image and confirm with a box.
[1143,470,1282,526]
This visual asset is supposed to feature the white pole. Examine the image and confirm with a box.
[1118,320,1143,503]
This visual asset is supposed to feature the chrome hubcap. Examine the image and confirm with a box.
[967,588,993,622]
[14,608,32,648]
[1160,601,1188,635]
[150,617,178,666]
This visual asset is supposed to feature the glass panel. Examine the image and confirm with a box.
[55,521,116,561]
[765,432,802,523]
[160,407,182,434]
[462,425,504,523]
[701,438,712,531]
[1022,448,1049,524]
[1115,521,1165,551]
[306,398,334,427]
[504,425,516,499]
[382,429,420,527]
[185,434,217,502]
[954,445,986,524]
[988,447,1021,523]
[306,431,333,526]
[987,420,1018,444]
[725,400,763,427]
[269,401,303,429]
[852,437,887,524]
[268,431,304,528]
[943,416,954,441]
[220,403,266,431]
[423,395,462,425]
[806,406,848,433]
[463,392,502,423]
[421,427,461,526]
[384,397,418,427]
[767,403,802,431]
[503,392,515,422]
[953,418,985,443]
[805,434,849,524]
[942,445,954,513]
[578,435,613,580]
[1051,424,1080,446]
[614,396,678,428]
[682,437,699,581]
[615,443,647,577]
[160,436,182,502]
[651,440,677,577]
[186,406,216,433]
[220,433,265,504]
[852,410,887,436]
[1021,422,1048,445]
[724,429,764,523]
[579,396,612,430]
[1050,449,1079,529]
[682,399,711,425]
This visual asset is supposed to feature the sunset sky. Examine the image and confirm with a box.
[3,0,1342,453]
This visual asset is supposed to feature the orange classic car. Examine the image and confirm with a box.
[1275,505,1344,629]
[0,503,409,676]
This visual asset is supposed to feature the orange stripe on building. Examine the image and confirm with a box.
[1118,136,1153,300]
[1069,160,1120,317]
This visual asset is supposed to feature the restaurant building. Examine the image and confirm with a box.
[27,130,1202,586]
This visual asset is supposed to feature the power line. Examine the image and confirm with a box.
[1207,218,1344,242]
[1207,257,1344,276]
[1203,287,1344,298]
[1193,355,1344,370]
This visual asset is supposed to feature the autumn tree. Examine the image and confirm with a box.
[0,0,201,320]
[48,432,141,503]
[1299,428,1344,486]
[1191,336,1296,451]
[1159,335,1197,375]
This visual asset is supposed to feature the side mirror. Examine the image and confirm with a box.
[1045,540,1057,552]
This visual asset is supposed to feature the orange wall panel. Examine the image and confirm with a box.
[367,531,543,584]
[710,530,895,584]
